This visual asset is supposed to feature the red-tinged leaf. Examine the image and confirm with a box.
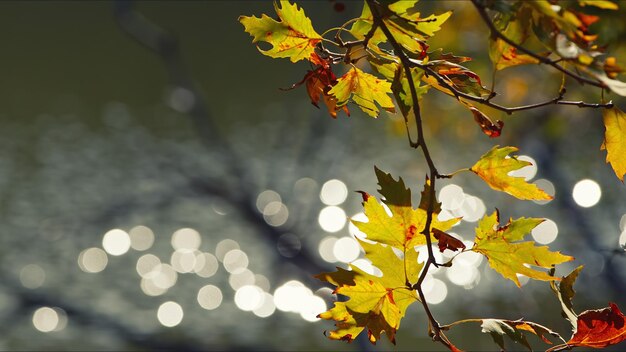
[567,303,626,349]
[433,228,466,253]
[283,53,349,118]
[239,0,322,63]
[469,106,504,138]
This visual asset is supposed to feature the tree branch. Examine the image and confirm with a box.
[366,0,446,345]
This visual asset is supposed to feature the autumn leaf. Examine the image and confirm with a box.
[601,106,626,181]
[353,171,459,250]
[316,241,421,344]
[550,265,583,329]
[374,166,411,207]
[239,0,321,63]
[329,67,395,118]
[432,229,465,253]
[470,146,552,200]
[481,319,562,351]
[567,303,626,349]
[422,61,491,98]
[350,1,450,55]
[466,103,504,138]
[578,0,618,10]
[489,9,540,71]
[472,211,573,287]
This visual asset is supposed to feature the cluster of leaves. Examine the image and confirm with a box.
[240,0,626,350]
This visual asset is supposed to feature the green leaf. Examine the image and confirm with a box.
[472,211,574,287]
[239,0,321,63]
[602,107,626,181]
[329,67,395,118]
[470,146,552,200]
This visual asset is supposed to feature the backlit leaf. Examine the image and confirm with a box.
[353,184,459,250]
[472,211,573,287]
[602,106,626,181]
[239,0,321,63]
[329,67,395,118]
[470,146,552,200]
[316,238,422,344]
[350,2,450,55]
[567,303,626,348]
[489,10,540,70]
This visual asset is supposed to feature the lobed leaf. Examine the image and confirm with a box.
[239,0,321,63]
[316,238,421,344]
[472,211,573,287]
[470,146,552,200]
[329,67,395,118]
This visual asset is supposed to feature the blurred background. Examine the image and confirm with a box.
[0,1,625,351]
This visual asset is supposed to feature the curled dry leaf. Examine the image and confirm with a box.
[567,303,626,349]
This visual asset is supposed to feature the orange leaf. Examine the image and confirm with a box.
[567,302,626,349]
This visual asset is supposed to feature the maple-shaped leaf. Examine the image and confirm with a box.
[489,9,540,71]
[350,2,450,56]
[601,106,626,181]
[239,0,321,63]
[472,211,573,287]
[353,176,459,250]
[470,146,552,201]
[481,319,562,351]
[567,303,626,349]
[329,67,395,118]
[316,241,421,344]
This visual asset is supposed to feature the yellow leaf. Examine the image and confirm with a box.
[353,195,459,250]
[470,146,552,200]
[239,1,321,63]
[316,242,421,344]
[472,211,573,287]
[489,10,540,71]
[329,67,395,118]
[602,107,626,181]
[350,2,450,55]
[579,0,618,10]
